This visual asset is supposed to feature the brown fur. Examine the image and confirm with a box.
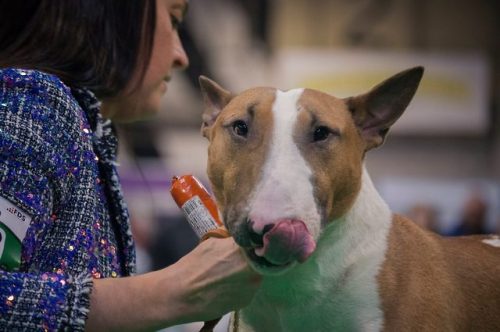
[204,87,276,232]
[379,215,500,331]
[297,89,366,221]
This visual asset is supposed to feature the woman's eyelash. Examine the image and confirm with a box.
[170,15,181,29]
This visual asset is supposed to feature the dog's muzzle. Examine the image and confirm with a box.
[245,219,316,267]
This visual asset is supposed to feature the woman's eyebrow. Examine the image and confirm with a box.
[172,1,189,19]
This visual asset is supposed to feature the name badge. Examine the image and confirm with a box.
[0,196,32,270]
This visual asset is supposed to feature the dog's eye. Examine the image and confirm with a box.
[313,126,331,142]
[232,120,248,137]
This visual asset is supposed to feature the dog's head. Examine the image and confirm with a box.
[200,67,423,274]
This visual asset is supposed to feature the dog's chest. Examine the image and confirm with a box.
[234,235,387,331]
[232,264,384,332]
[231,171,392,331]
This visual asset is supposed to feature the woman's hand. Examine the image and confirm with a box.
[167,237,262,324]
[86,237,261,331]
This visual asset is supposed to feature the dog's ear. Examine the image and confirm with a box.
[199,76,233,139]
[345,66,424,150]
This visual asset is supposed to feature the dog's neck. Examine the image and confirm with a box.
[240,167,391,331]
[325,166,392,275]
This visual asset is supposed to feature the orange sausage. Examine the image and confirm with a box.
[170,175,229,241]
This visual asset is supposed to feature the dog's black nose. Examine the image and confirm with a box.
[262,224,274,234]
[247,220,263,246]
[247,220,274,247]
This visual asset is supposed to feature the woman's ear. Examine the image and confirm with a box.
[199,76,233,139]
[345,66,424,150]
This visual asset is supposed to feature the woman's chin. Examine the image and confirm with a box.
[101,82,166,123]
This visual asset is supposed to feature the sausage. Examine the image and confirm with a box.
[170,175,229,241]
[170,175,231,332]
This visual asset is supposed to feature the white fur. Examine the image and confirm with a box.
[235,168,391,331]
[248,89,320,239]
[483,236,500,248]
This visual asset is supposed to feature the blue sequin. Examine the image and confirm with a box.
[0,68,135,331]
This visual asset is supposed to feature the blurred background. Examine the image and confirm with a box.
[116,0,499,330]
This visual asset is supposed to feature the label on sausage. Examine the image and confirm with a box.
[181,195,219,238]
[0,196,31,271]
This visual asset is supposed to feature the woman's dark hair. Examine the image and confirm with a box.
[0,0,156,98]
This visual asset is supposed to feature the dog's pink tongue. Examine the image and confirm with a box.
[254,219,316,265]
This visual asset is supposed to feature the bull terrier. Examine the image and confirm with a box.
[198,67,500,331]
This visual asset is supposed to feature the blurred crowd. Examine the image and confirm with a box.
[408,190,498,236]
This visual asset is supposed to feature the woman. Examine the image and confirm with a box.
[0,0,261,331]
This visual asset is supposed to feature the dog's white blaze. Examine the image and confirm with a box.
[248,88,320,237]
[483,236,500,248]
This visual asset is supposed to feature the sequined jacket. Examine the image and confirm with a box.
[0,68,136,331]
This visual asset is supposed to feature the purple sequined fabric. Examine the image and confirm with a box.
[0,68,136,331]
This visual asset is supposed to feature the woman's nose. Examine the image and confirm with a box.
[173,32,189,69]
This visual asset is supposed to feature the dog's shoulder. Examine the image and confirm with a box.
[379,214,500,331]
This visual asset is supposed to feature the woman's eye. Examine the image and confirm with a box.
[170,15,181,29]
[232,120,248,137]
[313,126,331,142]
